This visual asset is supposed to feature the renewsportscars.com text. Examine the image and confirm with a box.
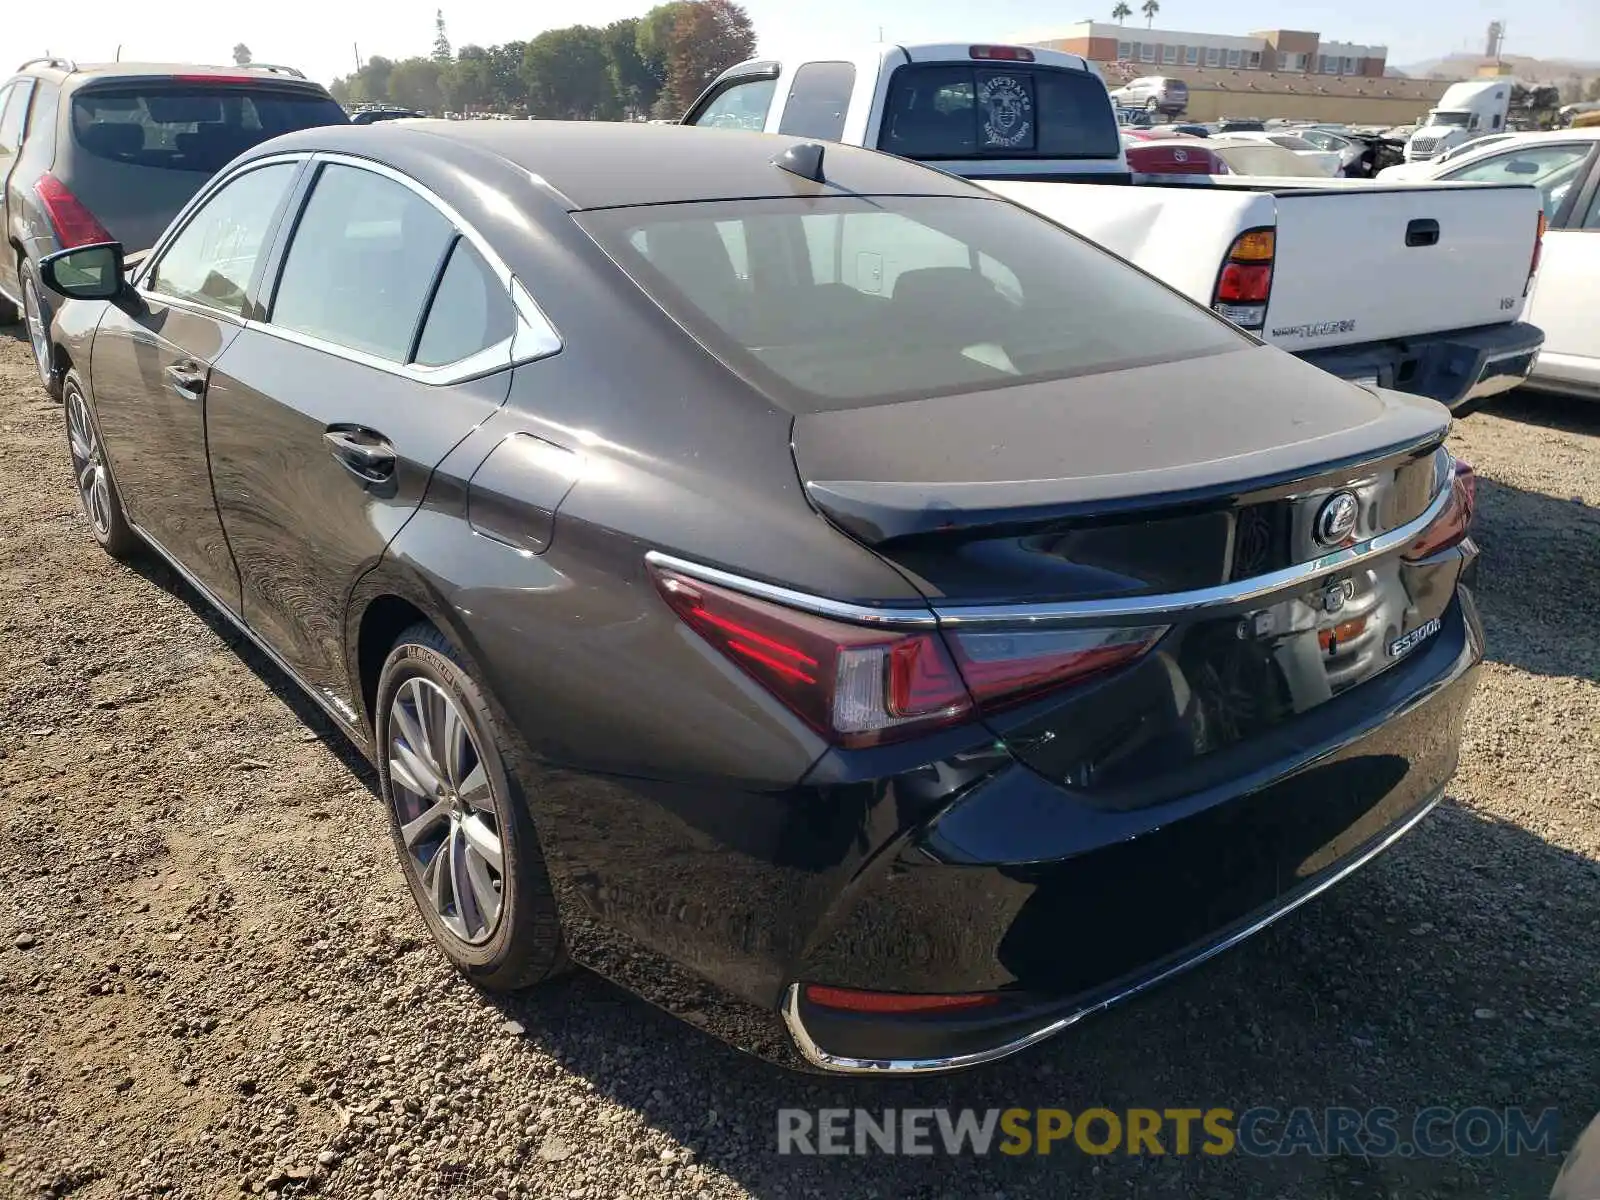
[776,1106,1561,1158]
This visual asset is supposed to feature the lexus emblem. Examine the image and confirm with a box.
[1173,148,1189,162]
[1314,491,1361,546]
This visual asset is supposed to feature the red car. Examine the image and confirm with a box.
[1122,133,1229,175]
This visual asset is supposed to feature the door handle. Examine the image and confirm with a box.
[165,360,206,399]
[324,426,397,484]
[1405,218,1441,248]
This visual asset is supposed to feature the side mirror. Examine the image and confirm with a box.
[39,242,126,301]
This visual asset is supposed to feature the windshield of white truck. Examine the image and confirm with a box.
[1428,111,1474,128]
[878,64,1122,161]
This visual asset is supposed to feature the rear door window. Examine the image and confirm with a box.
[777,62,856,141]
[413,238,515,367]
[71,85,347,174]
[270,164,455,361]
[879,65,1120,160]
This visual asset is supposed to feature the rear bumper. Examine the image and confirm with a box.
[1296,321,1544,411]
[783,589,1483,1073]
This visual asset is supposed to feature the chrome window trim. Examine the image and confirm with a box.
[782,789,1444,1075]
[138,150,562,384]
[647,480,1455,632]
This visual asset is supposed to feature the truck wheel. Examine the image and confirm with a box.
[1145,98,1160,112]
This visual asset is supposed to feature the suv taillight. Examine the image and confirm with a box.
[650,565,1165,746]
[1405,458,1477,561]
[36,174,115,249]
[1212,227,1275,331]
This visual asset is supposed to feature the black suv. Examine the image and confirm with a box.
[0,58,347,395]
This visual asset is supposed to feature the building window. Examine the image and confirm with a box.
[1118,41,1132,60]
[1185,45,1199,65]
[1248,50,1261,67]
[1343,56,1357,73]
[1206,47,1221,66]
[1227,48,1241,67]
[1140,43,1157,62]
[1162,44,1178,64]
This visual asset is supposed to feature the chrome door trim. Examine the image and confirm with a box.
[782,789,1445,1075]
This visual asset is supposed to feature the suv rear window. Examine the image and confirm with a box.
[578,195,1243,412]
[72,85,346,173]
[878,65,1120,160]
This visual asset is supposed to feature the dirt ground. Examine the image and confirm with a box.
[0,324,1597,1200]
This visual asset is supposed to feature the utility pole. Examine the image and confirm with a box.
[353,42,363,71]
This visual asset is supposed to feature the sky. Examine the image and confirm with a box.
[3,0,1597,87]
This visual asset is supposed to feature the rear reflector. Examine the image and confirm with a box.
[35,174,114,249]
[804,984,1001,1014]
[1405,458,1476,560]
[970,45,1035,61]
[650,563,1167,746]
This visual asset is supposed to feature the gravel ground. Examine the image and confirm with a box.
[0,323,1597,1200]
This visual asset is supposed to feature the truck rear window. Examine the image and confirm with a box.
[578,195,1244,412]
[72,85,347,173]
[878,65,1121,161]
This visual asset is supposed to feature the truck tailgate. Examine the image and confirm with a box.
[1265,183,1540,351]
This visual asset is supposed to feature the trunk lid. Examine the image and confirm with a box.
[1260,182,1540,351]
[791,345,1467,800]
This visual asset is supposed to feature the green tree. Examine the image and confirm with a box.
[603,17,660,118]
[1587,75,1600,102]
[338,54,396,104]
[232,43,252,65]
[522,26,613,119]
[487,41,528,110]
[661,0,756,117]
[638,1,691,114]
[1141,0,1160,28]
[1111,3,1132,24]
[433,9,453,64]
[389,57,445,113]
[445,44,493,112]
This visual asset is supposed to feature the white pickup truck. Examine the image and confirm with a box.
[684,43,1547,410]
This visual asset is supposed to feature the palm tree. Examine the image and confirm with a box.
[1112,2,1132,23]
[1141,0,1160,28]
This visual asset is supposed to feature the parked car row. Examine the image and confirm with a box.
[0,57,349,394]
[0,44,1582,1078]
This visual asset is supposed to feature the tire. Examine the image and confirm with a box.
[63,370,141,559]
[21,258,62,401]
[375,622,568,990]
[1145,97,1160,112]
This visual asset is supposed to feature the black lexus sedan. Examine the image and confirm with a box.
[41,120,1483,1074]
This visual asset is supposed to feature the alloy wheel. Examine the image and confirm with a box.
[66,388,114,538]
[23,274,50,389]
[388,676,505,945]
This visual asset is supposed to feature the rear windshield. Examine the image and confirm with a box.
[577,195,1244,412]
[878,65,1121,161]
[72,85,347,173]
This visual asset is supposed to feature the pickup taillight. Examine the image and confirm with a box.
[1212,228,1274,331]
[1525,210,1546,296]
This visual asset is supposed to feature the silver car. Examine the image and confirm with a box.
[1109,76,1189,116]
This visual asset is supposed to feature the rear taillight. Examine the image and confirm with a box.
[650,564,1166,746]
[1405,458,1476,560]
[36,174,114,249]
[970,45,1035,61]
[1212,227,1275,331]
[1525,211,1546,296]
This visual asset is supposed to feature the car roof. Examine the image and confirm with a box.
[1435,128,1600,167]
[251,120,989,210]
[11,60,324,90]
